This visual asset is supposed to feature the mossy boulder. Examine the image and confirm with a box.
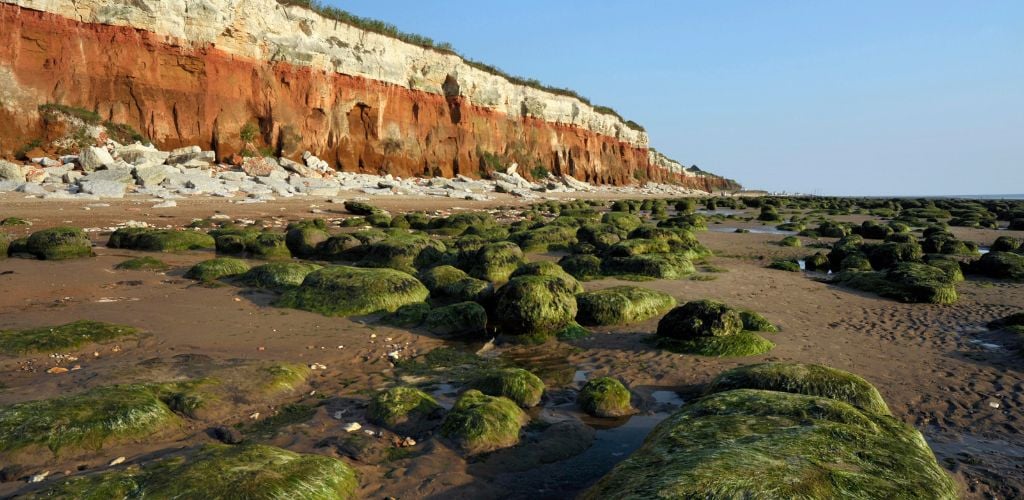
[970,251,1024,281]
[29,444,358,499]
[779,236,801,247]
[803,252,830,271]
[367,386,444,435]
[738,310,778,333]
[184,257,251,282]
[419,265,493,303]
[657,301,774,357]
[866,241,924,269]
[0,384,179,453]
[493,275,578,343]
[425,302,488,337]
[581,389,957,500]
[509,261,583,294]
[578,377,634,417]
[285,224,330,258]
[315,234,360,260]
[23,226,93,260]
[558,254,603,280]
[576,286,677,326]
[107,228,215,252]
[249,233,292,260]
[607,238,672,257]
[440,390,528,455]
[470,368,545,408]
[657,300,743,339]
[509,225,578,252]
[277,266,429,316]
[991,236,1021,253]
[462,241,526,283]
[0,320,139,355]
[115,256,170,271]
[344,200,380,215]
[837,262,958,304]
[238,262,323,289]
[355,233,446,273]
[601,212,643,232]
[601,253,696,279]
[705,362,891,415]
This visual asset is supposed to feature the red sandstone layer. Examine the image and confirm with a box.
[0,3,733,190]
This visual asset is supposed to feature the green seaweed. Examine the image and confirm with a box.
[0,320,139,355]
[440,390,528,455]
[578,377,634,417]
[184,257,251,282]
[575,286,676,326]
[470,368,545,408]
[277,266,429,316]
[115,256,170,271]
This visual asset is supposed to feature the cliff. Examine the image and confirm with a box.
[0,0,738,190]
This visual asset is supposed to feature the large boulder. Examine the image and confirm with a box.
[23,226,93,260]
[238,262,323,289]
[367,386,444,436]
[185,257,251,282]
[78,146,114,172]
[970,251,1024,281]
[581,388,956,499]
[470,368,545,408]
[277,266,429,317]
[0,159,25,182]
[107,228,215,252]
[656,300,775,357]
[576,286,676,326]
[425,301,488,337]
[493,275,578,343]
[461,241,525,283]
[578,377,634,417]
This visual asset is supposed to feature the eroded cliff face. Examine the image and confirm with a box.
[0,0,736,189]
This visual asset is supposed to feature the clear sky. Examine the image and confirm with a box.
[332,1,1022,196]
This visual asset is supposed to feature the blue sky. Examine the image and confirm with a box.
[333,1,1023,195]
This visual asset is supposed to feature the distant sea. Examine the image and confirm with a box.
[941,194,1024,200]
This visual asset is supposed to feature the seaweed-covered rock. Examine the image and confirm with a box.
[277,266,428,316]
[601,212,643,232]
[470,368,545,408]
[367,387,444,435]
[837,262,958,304]
[440,390,528,455]
[425,302,488,337]
[23,226,93,260]
[558,254,603,280]
[29,444,358,499]
[855,220,895,240]
[970,251,1024,281]
[779,236,801,247]
[315,234,360,261]
[803,252,830,271]
[509,225,577,252]
[239,262,323,289]
[462,241,525,283]
[344,200,379,215]
[248,233,292,260]
[581,389,957,500]
[493,275,578,343]
[607,238,672,257]
[0,320,139,355]
[757,206,781,222]
[705,362,891,415]
[0,384,179,453]
[184,257,251,282]
[419,265,493,303]
[991,236,1021,253]
[657,300,743,339]
[866,241,923,269]
[355,233,445,273]
[738,310,778,333]
[509,261,583,294]
[602,253,696,279]
[576,286,676,326]
[285,223,330,258]
[107,228,215,252]
[578,377,634,417]
[115,256,170,271]
[768,259,801,272]
[841,254,873,272]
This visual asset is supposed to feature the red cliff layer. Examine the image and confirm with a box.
[0,4,732,190]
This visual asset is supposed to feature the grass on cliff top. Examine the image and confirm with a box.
[27,444,358,499]
[580,389,958,500]
[275,1,644,131]
[0,320,139,355]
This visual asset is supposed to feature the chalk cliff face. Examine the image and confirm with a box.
[0,0,737,189]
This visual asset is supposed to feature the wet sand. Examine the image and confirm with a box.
[1,197,1022,498]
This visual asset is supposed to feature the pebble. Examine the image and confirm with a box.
[108,457,126,466]
[28,471,49,483]
[343,422,362,433]
[45,367,68,374]
[249,412,260,420]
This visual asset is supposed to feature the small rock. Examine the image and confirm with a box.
[989,401,1001,409]
[152,200,177,208]
[28,471,50,483]
[400,437,417,447]
[210,425,244,444]
[249,412,260,420]
[343,422,362,433]
[108,456,126,466]
[46,367,69,374]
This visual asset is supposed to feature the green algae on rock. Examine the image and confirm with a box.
[493,275,578,343]
[28,444,358,499]
[238,262,323,289]
[184,257,251,282]
[425,301,488,337]
[0,384,180,453]
[581,389,957,500]
[440,390,528,455]
[705,362,891,416]
[768,259,801,272]
[107,227,215,252]
[367,386,444,435]
[836,262,959,304]
[115,256,170,271]
[578,377,634,417]
[575,286,676,326]
[277,266,429,317]
[419,265,494,303]
[461,241,526,283]
[470,368,545,408]
[23,226,93,260]
[558,254,603,280]
[738,310,778,333]
[601,253,696,279]
[509,261,584,294]
[0,320,139,355]
[657,300,775,357]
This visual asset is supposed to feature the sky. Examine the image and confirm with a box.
[332,1,1023,196]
